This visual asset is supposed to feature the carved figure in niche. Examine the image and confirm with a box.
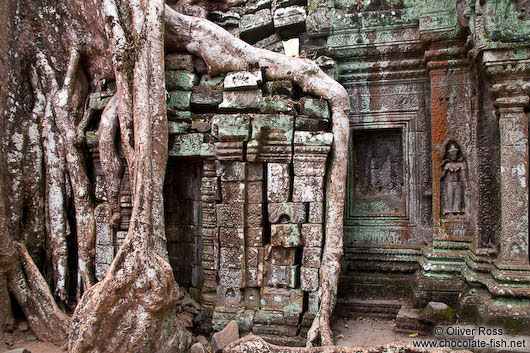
[440,141,469,217]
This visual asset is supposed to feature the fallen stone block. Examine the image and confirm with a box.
[240,9,274,43]
[211,320,240,353]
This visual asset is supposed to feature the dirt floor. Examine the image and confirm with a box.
[3,317,530,352]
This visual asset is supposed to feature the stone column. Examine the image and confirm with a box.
[491,80,530,276]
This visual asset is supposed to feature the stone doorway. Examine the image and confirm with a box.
[164,160,203,291]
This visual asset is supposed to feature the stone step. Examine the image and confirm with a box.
[335,299,403,320]
[395,305,431,335]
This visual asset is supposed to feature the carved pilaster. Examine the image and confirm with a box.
[490,78,530,276]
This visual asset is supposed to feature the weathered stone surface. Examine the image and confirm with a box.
[260,287,303,313]
[3,349,31,353]
[167,110,192,122]
[191,86,223,109]
[209,10,241,28]
[221,181,246,202]
[168,121,190,135]
[211,320,239,353]
[302,247,321,268]
[243,288,260,310]
[240,9,274,43]
[246,163,263,181]
[220,161,247,181]
[190,342,206,353]
[219,227,244,248]
[300,267,319,292]
[273,6,306,37]
[268,202,306,224]
[219,90,262,112]
[301,224,322,247]
[165,71,198,91]
[308,202,323,224]
[168,133,202,157]
[247,204,263,227]
[253,310,299,326]
[219,268,245,287]
[200,74,225,87]
[270,224,302,247]
[224,71,262,90]
[165,53,194,71]
[191,119,212,133]
[252,323,298,337]
[212,115,250,142]
[267,163,290,202]
[248,115,294,162]
[258,96,295,114]
[292,176,324,202]
[246,181,263,204]
[295,115,330,131]
[270,246,296,266]
[246,246,264,287]
[419,302,456,324]
[167,90,191,110]
[220,247,245,269]
[264,264,298,288]
[216,203,245,227]
[264,80,293,97]
[299,97,330,120]
[246,227,264,247]
[308,290,321,314]
[244,0,272,14]
[95,203,114,282]
[194,57,208,74]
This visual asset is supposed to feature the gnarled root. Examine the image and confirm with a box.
[165,8,350,347]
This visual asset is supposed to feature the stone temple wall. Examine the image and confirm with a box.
[87,52,334,344]
[87,0,530,339]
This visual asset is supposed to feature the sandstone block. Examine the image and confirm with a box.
[219,90,262,112]
[216,203,245,227]
[271,224,302,247]
[211,320,239,353]
[165,53,194,70]
[247,203,263,227]
[302,247,321,268]
[219,161,247,181]
[308,202,324,223]
[190,86,223,109]
[219,227,244,248]
[299,97,330,120]
[246,227,264,247]
[270,246,297,266]
[268,202,306,224]
[264,264,298,288]
[224,71,262,90]
[240,9,274,43]
[246,181,263,204]
[219,268,245,287]
[221,181,246,202]
[260,287,303,313]
[300,267,319,292]
[292,176,324,202]
[267,163,290,202]
[165,71,198,91]
[167,90,191,110]
[220,247,245,269]
[301,223,322,247]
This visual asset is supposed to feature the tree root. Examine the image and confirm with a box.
[224,335,440,353]
[165,8,350,347]
[36,48,97,292]
[98,94,123,229]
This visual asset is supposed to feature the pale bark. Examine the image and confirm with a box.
[165,8,350,346]
[36,49,97,292]
[68,1,191,351]
[8,242,71,347]
[98,95,123,228]
[30,66,70,302]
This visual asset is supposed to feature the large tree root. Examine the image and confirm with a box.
[36,49,97,292]
[223,335,451,353]
[69,1,192,351]
[165,8,350,347]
